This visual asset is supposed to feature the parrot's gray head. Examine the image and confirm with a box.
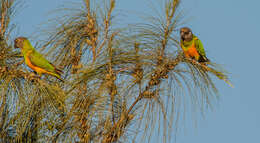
[180,27,193,42]
[14,37,27,49]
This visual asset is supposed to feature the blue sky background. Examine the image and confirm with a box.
[15,0,260,142]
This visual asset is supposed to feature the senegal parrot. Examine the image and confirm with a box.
[14,37,63,81]
[180,28,233,87]
[180,27,209,63]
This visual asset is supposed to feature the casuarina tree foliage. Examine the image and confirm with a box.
[0,0,232,142]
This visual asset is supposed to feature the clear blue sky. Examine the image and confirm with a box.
[16,0,260,142]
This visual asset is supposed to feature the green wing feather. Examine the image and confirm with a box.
[194,36,209,62]
[194,36,206,57]
[28,50,56,73]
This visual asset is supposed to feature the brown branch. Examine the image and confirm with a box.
[126,54,182,115]
[0,0,14,37]
[161,0,180,57]
[84,0,98,63]
[85,0,90,15]
[107,34,117,124]
[0,0,7,37]
[97,0,115,58]
[0,90,8,133]
[101,54,183,143]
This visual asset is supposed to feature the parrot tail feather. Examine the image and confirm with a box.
[55,68,63,75]
[47,71,64,82]
[53,67,64,82]
[50,63,63,75]
[54,74,64,82]
[56,76,65,82]
[198,55,210,63]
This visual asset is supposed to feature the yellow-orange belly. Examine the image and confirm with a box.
[183,46,200,60]
[25,56,47,75]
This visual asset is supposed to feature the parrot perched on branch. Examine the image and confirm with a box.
[14,37,64,82]
[180,27,233,87]
[180,27,209,63]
